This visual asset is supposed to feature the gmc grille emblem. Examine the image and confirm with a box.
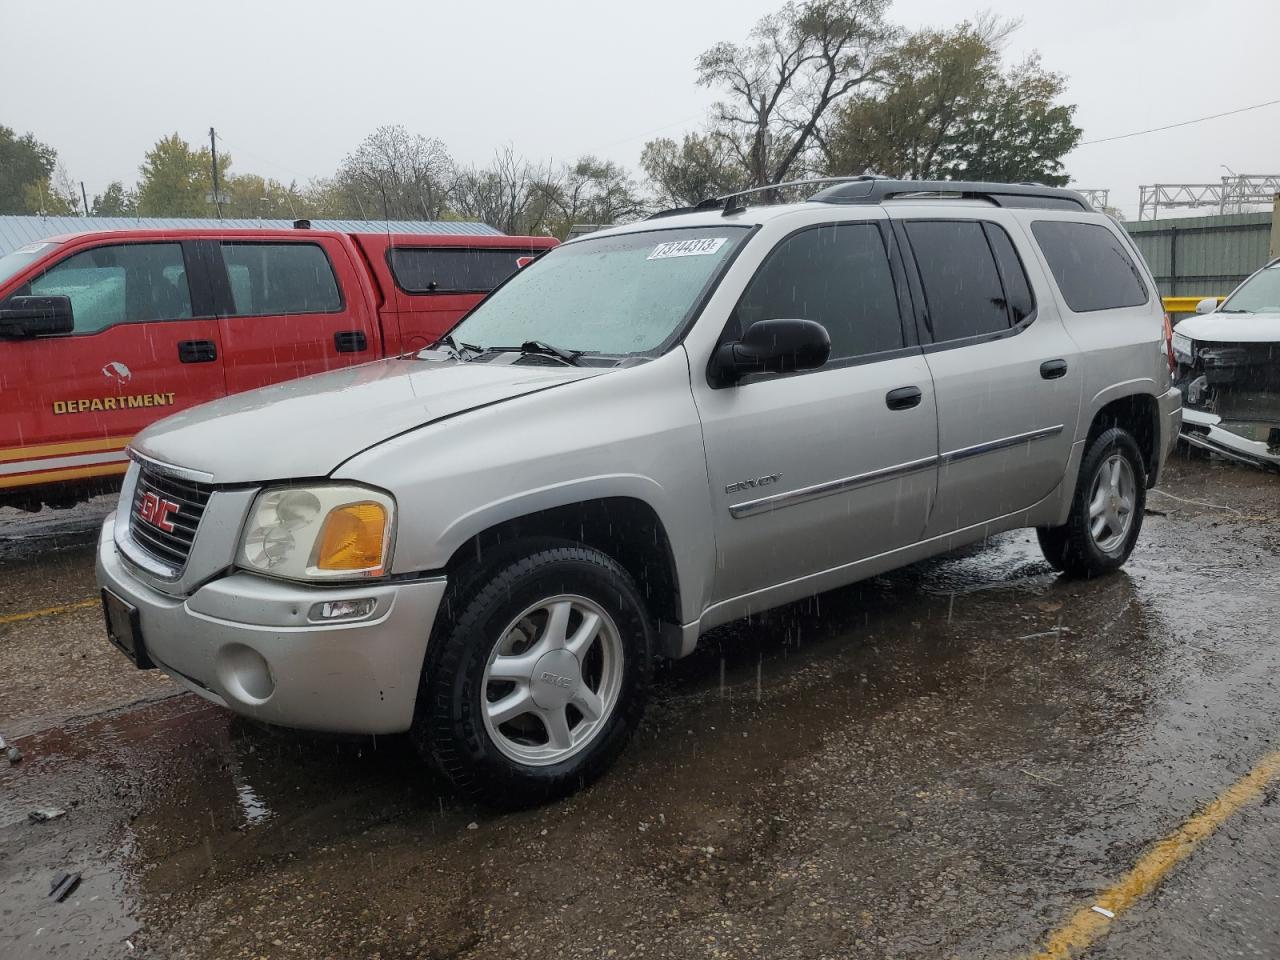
[138,491,179,533]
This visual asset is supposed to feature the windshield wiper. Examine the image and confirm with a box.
[431,334,484,359]
[517,340,583,366]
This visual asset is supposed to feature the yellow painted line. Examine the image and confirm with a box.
[0,461,129,489]
[1029,749,1280,960]
[0,435,132,464]
[0,597,99,626]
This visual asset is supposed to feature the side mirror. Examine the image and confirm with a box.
[0,295,74,338]
[1195,297,1219,315]
[710,318,831,386]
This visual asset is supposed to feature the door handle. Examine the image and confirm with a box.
[885,386,923,411]
[1040,359,1069,380]
[334,330,368,353]
[177,339,217,363]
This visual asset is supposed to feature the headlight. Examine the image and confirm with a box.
[1171,332,1194,363]
[239,484,395,581]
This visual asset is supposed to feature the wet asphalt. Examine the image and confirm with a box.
[1,456,1278,960]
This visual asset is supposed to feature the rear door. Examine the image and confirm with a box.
[208,237,379,395]
[0,239,224,494]
[892,213,1082,537]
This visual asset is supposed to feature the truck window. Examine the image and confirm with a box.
[1030,220,1149,312]
[12,242,192,334]
[219,242,342,317]
[388,247,537,294]
[904,220,1013,342]
[733,222,904,361]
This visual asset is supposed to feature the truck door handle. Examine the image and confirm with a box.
[177,339,217,363]
[1040,359,1069,380]
[885,386,923,410]
[334,330,368,353]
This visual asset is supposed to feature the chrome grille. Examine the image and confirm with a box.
[127,467,213,571]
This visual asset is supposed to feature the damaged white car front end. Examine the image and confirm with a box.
[1173,258,1280,471]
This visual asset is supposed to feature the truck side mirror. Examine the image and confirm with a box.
[0,295,75,338]
[1195,297,1218,315]
[710,318,831,386]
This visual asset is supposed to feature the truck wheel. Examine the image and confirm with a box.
[1036,427,1147,578]
[413,541,653,806]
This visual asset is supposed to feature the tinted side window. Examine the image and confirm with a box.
[983,223,1035,323]
[735,223,903,361]
[20,242,192,334]
[389,247,537,294]
[1030,220,1148,312]
[904,221,1010,342]
[219,243,341,317]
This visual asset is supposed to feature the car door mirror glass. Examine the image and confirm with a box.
[0,295,74,338]
[711,318,831,386]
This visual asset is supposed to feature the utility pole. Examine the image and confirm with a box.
[80,181,90,217]
[209,126,223,219]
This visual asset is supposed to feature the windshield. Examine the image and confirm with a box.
[1222,263,1280,313]
[445,226,749,357]
[0,241,60,288]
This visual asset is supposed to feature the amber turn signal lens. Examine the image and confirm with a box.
[314,502,389,574]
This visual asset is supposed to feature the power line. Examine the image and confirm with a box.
[1076,97,1280,147]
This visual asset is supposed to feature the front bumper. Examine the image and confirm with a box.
[1180,407,1280,470]
[96,515,448,734]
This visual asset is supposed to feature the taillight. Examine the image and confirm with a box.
[1162,312,1176,372]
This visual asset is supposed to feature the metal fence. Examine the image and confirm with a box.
[1122,211,1275,299]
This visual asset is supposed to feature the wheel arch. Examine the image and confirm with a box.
[440,489,687,648]
[1085,383,1160,481]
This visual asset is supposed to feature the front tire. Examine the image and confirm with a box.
[413,541,653,806]
[1036,426,1147,578]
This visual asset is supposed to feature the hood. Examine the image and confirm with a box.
[133,356,605,484]
[1175,310,1280,344]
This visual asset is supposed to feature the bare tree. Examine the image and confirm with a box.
[452,145,552,235]
[335,124,455,220]
[697,0,894,187]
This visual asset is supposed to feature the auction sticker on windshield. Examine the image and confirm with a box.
[647,237,729,260]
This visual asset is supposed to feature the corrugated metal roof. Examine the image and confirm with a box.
[0,215,502,256]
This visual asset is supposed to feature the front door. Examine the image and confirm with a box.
[0,239,225,494]
[691,219,939,606]
[208,238,380,395]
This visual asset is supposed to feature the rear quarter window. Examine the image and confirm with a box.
[388,247,539,294]
[1031,220,1148,313]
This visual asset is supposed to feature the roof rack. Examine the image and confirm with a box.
[810,179,1090,211]
[647,177,1090,219]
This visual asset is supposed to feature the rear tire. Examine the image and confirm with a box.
[412,540,653,806]
[1036,427,1147,579]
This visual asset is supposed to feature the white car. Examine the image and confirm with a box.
[1173,257,1280,469]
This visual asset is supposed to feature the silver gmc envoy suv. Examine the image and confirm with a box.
[97,179,1182,804]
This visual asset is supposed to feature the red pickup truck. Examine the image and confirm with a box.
[0,225,556,508]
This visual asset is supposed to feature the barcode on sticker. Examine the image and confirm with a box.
[648,237,728,260]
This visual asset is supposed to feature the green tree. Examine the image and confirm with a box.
[222,173,306,219]
[824,20,1080,185]
[91,180,139,217]
[0,125,61,214]
[535,156,647,238]
[136,133,224,217]
[640,133,747,207]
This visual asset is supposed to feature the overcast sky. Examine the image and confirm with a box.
[3,0,1278,218]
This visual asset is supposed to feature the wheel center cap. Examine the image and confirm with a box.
[530,649,581,709]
